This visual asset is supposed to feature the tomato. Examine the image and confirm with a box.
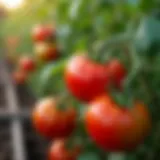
[32,24,55,42]
[19,56,36,72]
[65,55,110,102]
[49,139,81,160]
[85,95,151,151]
[107,59,126,89]
[12,70,27,85]
[34,43,59,61]
[32,97,76,139]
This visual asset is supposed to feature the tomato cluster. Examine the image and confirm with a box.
[64,55,151,151]
[12,24,59,85]
[32,97,81,160]
[31,53,151,159]
[33,25,59,62]
[12,55,35,85]
[65,55,126,102]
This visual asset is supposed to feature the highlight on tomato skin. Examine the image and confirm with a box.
[65,55,110,102]
[85,95,151,152]
[32,97,77,139]
[48,139,81,160]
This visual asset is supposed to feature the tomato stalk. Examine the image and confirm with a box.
[93,33,133,63]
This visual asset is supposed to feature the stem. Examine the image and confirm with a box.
[94,33,133,61]
[124,45,142,91]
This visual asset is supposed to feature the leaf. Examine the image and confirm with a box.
[134,16,160,54]
[35,59,67,96]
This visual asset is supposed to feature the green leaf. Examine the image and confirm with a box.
[134,16,160,54]
[33,59,67,97]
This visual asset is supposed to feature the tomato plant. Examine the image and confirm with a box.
[85,95,151,151]
[2,0,160,159]
[48,139,81,160]
[65,55,110,102]
[32,97,76,139]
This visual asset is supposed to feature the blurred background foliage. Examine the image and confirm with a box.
[1,0,160,159]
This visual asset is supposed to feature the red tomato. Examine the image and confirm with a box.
[65,55,110,102]
[85,95,151,151]
[19,56,36,72]
[49,139,81,160]
[34,43,59,61]
[107,59,126,89]
[12,70,27,85]
[32,25,55,42]
[32,97,76,139]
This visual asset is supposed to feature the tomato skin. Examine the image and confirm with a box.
[32,98,76,139]
[34,43,59,61]
[65,55,109,102]
[49,139,81,160]
[85,95,151,151]
[19,56,35,72]
[32,25,55,42]
[12,70,27,85]
[107,59,126,89]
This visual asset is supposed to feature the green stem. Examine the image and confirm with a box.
[94,33,133,61]
[124,45,142,91]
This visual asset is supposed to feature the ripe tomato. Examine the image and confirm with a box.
[19,56,36,72]
[107,59,126,89]
[32,97,76,139]
[32,24,55,42]
[85,95,151,151]
[12,70,27,85]
[49,139,81,160]
[65,55,110,102]
[34,43,59,61]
